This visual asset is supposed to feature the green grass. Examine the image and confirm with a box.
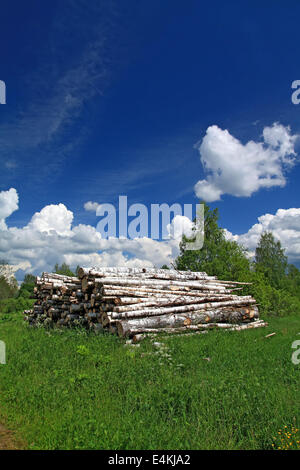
[0,312,299,450]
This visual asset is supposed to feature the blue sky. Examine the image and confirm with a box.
[1,0,300,277]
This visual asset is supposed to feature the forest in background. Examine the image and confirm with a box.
[1,203,300,318]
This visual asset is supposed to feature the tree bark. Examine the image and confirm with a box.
[92,277,231,291]
[110,299,257,320]
[112,295,253,313]
[116,306,259,337]
[132,320,267,342]
[24,269,262,338]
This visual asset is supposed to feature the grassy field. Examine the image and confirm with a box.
[0,312,299,450]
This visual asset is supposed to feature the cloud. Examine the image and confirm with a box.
[194,123,298,202]
[84,201,100,212]
[28,204,73,236]
[0,188,186,279]
[225,208,300,262]
[0,261,31,284]
[167,215,194,240]
[2,189,300,279]
[0,188,19,230]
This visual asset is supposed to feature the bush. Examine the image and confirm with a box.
[0,296,34,314]
[236,271,300,317]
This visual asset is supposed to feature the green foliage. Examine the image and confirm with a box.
[255,232,288,289]
[0,260,18,295]
[161,264,169,269]
[175,203,250,281]
[0,259,9,276]
[284,264,300,297]
[0,314,299,449]
[0,276,18,301]
[18,274,36,299]
[0,270,35,313]
[23,274,36,284]
[0,296,33,314]
[54,263,75,277]
[240,270,300,317]
[175,203,300,318]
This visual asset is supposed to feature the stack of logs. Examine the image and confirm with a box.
[24,273,87,329]
[24,267,267,341]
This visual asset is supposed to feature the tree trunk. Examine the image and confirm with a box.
[110,299,257,320]
[116,306,259,337]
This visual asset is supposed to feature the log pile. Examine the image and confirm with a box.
[24,273,88,329]
[24,267,267,340]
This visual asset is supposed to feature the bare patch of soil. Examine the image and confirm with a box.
[0,423,24,450]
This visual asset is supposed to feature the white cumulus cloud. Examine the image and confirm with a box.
[194,123,298,202]
[167,215,194,240]
[0,189,185,278]
[225,208,300,262]
[3,189,300,280]
[0,188,19,230]
[28,204,73,236]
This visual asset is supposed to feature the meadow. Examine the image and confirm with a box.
[0,311,299,450]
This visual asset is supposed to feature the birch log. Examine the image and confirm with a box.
[91,277,230,291]
[100,286,239,297]
[112,295,254,313]
[78,266,211,280]
[132,320,267,342]
[109,299,257,320]
[24,267,262,338]
[116,305,259,337]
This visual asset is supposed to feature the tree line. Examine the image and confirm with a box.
[0,263,79,314]
[174,204,300,317]
[1,203,299,317]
